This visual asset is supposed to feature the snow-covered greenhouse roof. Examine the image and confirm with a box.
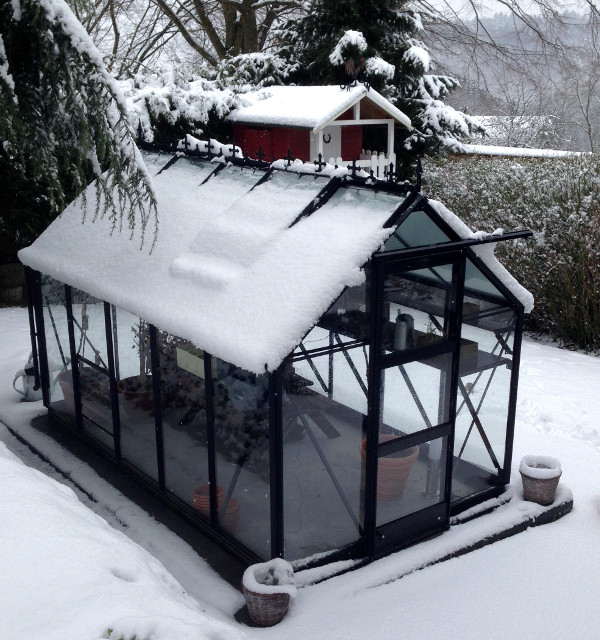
[227,85,412,133]
[18,151,532,374]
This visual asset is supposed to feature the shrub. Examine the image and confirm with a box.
[423,154,600,351]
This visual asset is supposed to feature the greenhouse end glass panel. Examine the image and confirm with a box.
[213,359,271,558]
[382,355,452,435]
[451,259,517,503]
[158,337,209,509]
[375,436,448,527]
[41,276,74,423]
[383,210,452,252]
[383,265,453,354]
[114,309,158,482]
[283,343,366,561]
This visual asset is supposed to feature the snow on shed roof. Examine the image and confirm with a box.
[18,155,399,374]
[227,85,412,133]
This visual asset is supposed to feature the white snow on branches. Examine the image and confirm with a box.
[118,72,238,143]
[329,30,368,66]
[0,36,16,97]
[404,45,430,73]
[364,56,395,80]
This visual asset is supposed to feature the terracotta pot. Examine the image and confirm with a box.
[361,436,419,500]
[192,484,225,510]
[192,484,240,534]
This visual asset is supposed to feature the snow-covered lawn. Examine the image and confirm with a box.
[1,306,599,640]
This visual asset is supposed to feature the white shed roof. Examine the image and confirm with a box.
[227,85,412,133]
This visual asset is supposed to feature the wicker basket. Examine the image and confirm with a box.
[520,455,561,506]
[521,473,561,506]
[242,586,290,626]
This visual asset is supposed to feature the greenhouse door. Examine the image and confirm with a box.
[367,250,464,557]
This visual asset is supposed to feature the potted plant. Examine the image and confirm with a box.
[519,455,562,506]
[191,484,241,534]
[242,558,297,626]
[360,435,419,500]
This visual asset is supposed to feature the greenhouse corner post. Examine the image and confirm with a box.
[502,308,525,484]
[24,267,42,395]
[364,256,384,558]
[149,323,166,490]
[103,301,121,459]
[204,351,218,528]
[269,367,285,558]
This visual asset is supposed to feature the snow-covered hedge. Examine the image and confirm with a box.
[424,155,600,351]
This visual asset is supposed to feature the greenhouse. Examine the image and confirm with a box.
[19,148,533,567]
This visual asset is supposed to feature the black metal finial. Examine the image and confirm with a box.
[314,153,327,173]
[416,157,423,191]
[229,144,239,160]
[284,149,294,168]
[386,162,397,183]
[255,146,267,164]
[350,158,360,179]
[206,139,214,156]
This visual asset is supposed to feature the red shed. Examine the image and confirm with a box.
[227,85,411,171]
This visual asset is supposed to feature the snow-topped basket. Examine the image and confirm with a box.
[520,455,562,506]
[242,558,296,626]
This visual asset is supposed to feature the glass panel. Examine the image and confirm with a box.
[114,309,158,481]
[383,263,454,354]
[376,436,447,527]
[41,276,74,422]
[213,359,271,558]
[69,289,114,448]
[383,210,452,251]
[452,308,516,502]
[465,258,506,303]
[283,346,366,561]
[160,336,209,508]
[382,356,452,435]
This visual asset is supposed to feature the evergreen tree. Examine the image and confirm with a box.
[280,0,479,171]
[0,0,157,259]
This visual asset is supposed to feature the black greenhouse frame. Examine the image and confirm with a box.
[23,172,531,570]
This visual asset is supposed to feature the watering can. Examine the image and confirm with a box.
[13,356,42,402]
[13,354,62,402]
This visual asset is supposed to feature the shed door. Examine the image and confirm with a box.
[367,251,464,557]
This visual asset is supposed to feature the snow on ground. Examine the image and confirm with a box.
[1,306,600,639]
